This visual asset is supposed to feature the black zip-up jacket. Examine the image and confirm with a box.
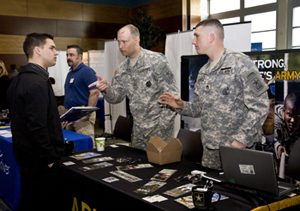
[7,64,64,166]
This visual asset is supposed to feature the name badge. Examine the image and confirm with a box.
[70,78,74,83]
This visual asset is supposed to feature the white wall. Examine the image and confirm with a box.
[103,40,126,133]
[48,51,69,95]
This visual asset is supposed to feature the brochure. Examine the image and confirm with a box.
[175,196,194,209]
[150,169,177,181]
[78,162,113,171]
[142,195,168,203]
[102,177,120,183]
[116,163,154,170]
[110,170,142,183]
[60,106,99,122]
[134,181,167,195]
[82,157,114,164]
[70,152,101,160]
[163,183,196,197]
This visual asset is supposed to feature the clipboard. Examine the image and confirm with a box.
[60,106,99,122]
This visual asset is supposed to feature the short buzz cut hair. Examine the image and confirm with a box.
[67,45,83,56]
[119,24,140,38]
[284,92,300,110]
[23,33,54,58]
[195,19,224,41]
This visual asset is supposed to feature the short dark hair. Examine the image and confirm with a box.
[284,92,300,110]
[195,19,224,40]
[67,45,83,56]
[23,33,54,58]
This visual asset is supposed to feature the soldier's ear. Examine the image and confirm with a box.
[209,33,216,43]
[135,37,140,46]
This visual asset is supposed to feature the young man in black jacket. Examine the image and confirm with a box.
[7,33,65,211]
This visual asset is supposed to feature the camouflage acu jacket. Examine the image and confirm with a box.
[103,48,178,146]
[179,49,269,149]
[274,104,300,156]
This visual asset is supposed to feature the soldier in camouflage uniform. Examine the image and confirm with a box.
[274,93,300,160]
[89,24,178,150]
[159,19,269,170]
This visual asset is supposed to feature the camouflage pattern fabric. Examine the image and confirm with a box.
[103,48,178,150]
[178,49,269,169]
[201,147,222,170]
[274,105,300,157]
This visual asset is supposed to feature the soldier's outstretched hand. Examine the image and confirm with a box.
[158,92,184,110]
[88,74,109,92]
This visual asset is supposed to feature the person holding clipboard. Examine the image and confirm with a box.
[64,45,100,147]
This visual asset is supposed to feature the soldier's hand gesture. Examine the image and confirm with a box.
[158,92,184,110]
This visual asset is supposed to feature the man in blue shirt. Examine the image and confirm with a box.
[64,45,100,147]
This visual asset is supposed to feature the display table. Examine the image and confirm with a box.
[62,129,93,151]
[0,127,21,211]
[59,146,300,211]
[0,127,93,211]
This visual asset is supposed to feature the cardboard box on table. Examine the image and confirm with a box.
[146,135,183,165]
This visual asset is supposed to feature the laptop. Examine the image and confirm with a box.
[286,140,300,181]
[219,145,296,198]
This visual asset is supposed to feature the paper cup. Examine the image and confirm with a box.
[96,137,105,151]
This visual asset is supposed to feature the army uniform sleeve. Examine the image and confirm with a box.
[179,95,202,117]
[155,57,179,129]
[273,105,285,157]
[234,67,269,147]
[103,67,127,104]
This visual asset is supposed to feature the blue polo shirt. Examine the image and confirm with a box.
[64,62,98,109]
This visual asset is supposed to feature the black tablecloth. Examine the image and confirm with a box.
[59,145,274,211]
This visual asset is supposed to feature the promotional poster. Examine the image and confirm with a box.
[180,49,300,178]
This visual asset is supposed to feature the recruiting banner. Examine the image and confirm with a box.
[180,49,300,179]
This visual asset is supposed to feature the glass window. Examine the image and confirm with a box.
[245,11,276,32]
[292,28,300,47]
[219,17,240,25]
[251,31,276,49]
[210,0,240,14]
[244,0,276,8]
[293,7,300,27]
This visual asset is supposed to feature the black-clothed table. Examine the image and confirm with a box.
[59,145,267,211]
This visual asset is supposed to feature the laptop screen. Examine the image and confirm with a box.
[219,145,279,195]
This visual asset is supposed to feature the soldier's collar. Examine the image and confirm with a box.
[126,49,151,72]
[208,49,227,73]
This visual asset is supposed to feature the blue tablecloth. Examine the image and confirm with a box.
[0,127,93,210]
[97,98,104,128]
[0,127,21,211]
[62,129,93,151]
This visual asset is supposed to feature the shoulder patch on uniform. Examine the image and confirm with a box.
[162,68,174,82]
[242,67,268,96]
[157,62,174,83]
